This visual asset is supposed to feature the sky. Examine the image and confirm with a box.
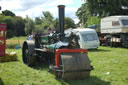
[0,0,85,24]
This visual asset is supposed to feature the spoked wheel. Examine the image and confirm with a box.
[22,41,36,66]
[56,53,92,80]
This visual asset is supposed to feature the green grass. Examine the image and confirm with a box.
[7,36,27,40]
[0,46,128,85]
[6,37,26,49]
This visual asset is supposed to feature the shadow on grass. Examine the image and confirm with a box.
[0,60,19,63]
[32,63,49,70]
[88,49,110,52]
[31,64,111,85]
[57,76,111,85]
[0,78,4,85]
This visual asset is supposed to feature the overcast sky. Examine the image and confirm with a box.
[0,0,84,23]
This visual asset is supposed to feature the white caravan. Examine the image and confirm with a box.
[100,16,128,47]
[73,28,100,49]
[100,16,128,33]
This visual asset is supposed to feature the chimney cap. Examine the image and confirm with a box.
[58,5,65,8]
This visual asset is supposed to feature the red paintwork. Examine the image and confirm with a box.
[0,24,6,56]
[55,49,88,67]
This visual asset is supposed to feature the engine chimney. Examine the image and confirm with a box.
[58,5,65,41]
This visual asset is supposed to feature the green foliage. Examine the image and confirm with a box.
[42,11,53,22]
[87,0,128,16]
[76,3,91,27]
[53,18,59,29]
[0,15,15,38]
[6,43,18,49]
[34,25,43,33]
[25,16,35,35]
[2,10,15,16]
[52,17,76,30]
[13,16,25,36]
[87,16,101,25]
[0,9,76,37]
[65,17,76,29]
[0,13,25,38]
[87,16,101,33]
[76,0,128,27]
[35,17,42,25]
[34,11,54,33]
[34,11,76,33]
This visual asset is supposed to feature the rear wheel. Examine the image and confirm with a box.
[23,44,29,64]
[22,41,36,66]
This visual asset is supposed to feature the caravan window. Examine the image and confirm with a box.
[112,21,120,26]
[81,33,98,41]
[121,19,128,26]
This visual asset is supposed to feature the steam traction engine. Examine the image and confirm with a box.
[22,5,93,80]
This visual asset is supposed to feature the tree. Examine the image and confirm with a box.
[34,11,76,33]
[53,18,59,29]
[25,16,35,35]
[2,10,15,16]
[87,0,128,17]
[87,16,100,25]
[34,11,54,33]
[52,17,76,30]
[76,3,91,27]
[1,15,16,38]
[0,14,25,38]
[14,16,25,36]
[64,17,76,29]
[35,17,42,25]
[42,11,53,22]
[76,0,128,27]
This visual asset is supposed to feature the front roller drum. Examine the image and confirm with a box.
[56,52,92,80]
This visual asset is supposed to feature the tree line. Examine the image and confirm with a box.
[0,10,25,38]
[76,0,128,27]
[0,10,76,38]
[1,0,128,38]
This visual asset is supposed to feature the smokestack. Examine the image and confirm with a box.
[58,5,65,41]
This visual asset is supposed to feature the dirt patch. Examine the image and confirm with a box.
[6,40,25,44]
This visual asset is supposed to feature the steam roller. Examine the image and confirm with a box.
[55,49,92,80]
[22,5,93,80]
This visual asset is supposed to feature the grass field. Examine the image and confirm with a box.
[0,37,128,85]
[6,36,26,45]
[6,37,27,49]
[7,37,27,40]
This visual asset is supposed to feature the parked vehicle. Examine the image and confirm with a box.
[72,28,100,49]
[100,16,128,47]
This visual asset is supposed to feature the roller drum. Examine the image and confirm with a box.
[59,53,91,80]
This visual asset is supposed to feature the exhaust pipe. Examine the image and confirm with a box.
[58,5,65,41]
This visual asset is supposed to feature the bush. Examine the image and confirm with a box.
[6,43,20,49]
